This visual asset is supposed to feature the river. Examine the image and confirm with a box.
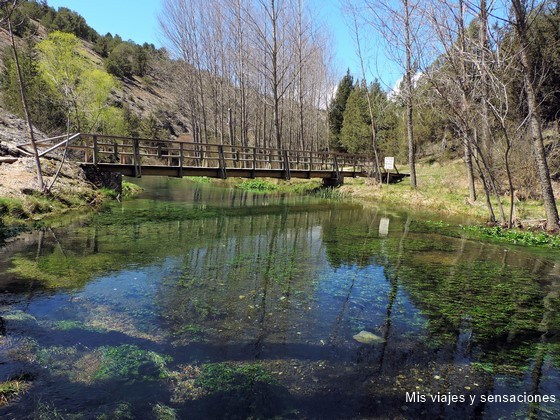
[0,177,559,419]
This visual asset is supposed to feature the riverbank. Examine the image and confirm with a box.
[340,159,546,222]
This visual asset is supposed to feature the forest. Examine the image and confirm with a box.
[1,0,560,228]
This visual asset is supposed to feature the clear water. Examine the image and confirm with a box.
[0,177,559,419]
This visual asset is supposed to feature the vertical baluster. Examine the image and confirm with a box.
[92,135,98,165]
[179,142,184,178]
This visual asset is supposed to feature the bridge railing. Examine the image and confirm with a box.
[17,133,376,177]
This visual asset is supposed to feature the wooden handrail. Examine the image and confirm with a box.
[23,132,379,180]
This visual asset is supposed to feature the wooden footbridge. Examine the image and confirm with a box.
[18,133,409,186]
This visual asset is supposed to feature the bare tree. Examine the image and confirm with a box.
[159,0,331,153]
[1,0,44,191]
[510,0,559,230]
[346,4,383,182]
[358,0,426,188]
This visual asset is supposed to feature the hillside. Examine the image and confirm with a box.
[0,2,192,216]
[0,2,190,219]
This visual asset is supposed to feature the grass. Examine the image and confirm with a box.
[122,180,143,197]
[236,179,279,192]
[340,159,545,221]
[0,187,107,224]
[464,225,560,248]
[234,178,321,194]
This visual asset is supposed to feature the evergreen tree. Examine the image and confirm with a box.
[328,69,354,151]
[0,44,65,133]
[340,81,370,153]
[340,80,397,156]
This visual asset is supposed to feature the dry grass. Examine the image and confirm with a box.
[341,159,546,222]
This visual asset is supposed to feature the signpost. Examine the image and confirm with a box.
[384,157,395,184]
[384,156,395,171]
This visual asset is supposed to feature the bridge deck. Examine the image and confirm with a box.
[17,133,409,184]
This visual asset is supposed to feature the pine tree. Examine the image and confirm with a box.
[328,69,354,151]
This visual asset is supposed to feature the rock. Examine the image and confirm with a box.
[352,330,386,345]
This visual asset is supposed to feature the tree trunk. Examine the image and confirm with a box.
[460,0,476,202]
[5,5,44,192]
[404,0,417,188]
[512,0,559,229]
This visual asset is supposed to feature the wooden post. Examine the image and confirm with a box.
[282,150,291,180]
[92,135,99,165]
[133,138,141,177]
[157,143,162,158]
[179,142,184,178]
[218,145,227,179]
[333,155,340,180]
[309,151,313,172]
[113,142,118,161]
[228,107,234,145]
[252,147,257,178]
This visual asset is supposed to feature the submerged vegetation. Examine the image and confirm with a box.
[195,363,277,393]
[0,376,31,407]
[0,179,559,418]
[93,345,170,381]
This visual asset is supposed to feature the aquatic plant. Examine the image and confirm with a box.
[195,362,277,393]
[94,344,171,381]
[9,252,115,288]
[152,403,177,420]
[97,402,135,419]
[464,225,560,248]
[50,320,103,332]
[0,376,31,407]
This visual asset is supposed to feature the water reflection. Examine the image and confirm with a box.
[0,178,559,419]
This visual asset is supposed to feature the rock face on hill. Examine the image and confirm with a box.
[0,109,96,202]
[0,17,186,203]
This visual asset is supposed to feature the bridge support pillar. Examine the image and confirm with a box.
[322,176,344,188]
[82,165,122,195]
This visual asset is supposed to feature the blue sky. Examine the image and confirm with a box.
[45,0,399,88]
